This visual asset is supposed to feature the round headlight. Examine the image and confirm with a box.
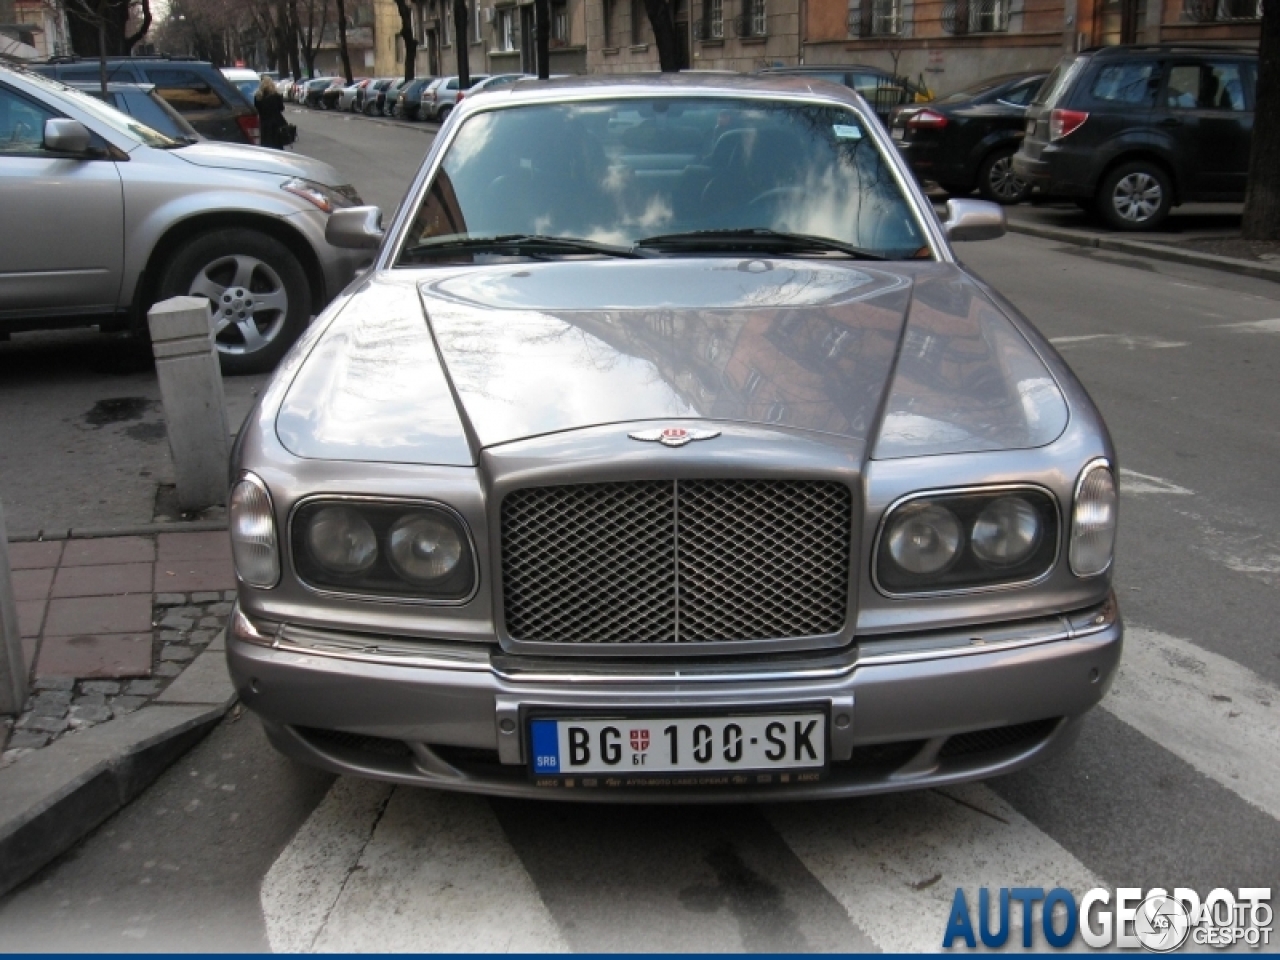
[971,496,1042,567]
[306,506,378,575]
[886,503,963,575]
[1071,462,1117,577]
[388,512,464,584]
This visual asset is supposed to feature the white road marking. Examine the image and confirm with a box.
[1101,625,1280,822]
[767,783,1102,952]
[264,784,567,953]
[1218,318,1280,334]
[1049,334,1188,350]
[260,777,393,952]
[1118,468,1193,496]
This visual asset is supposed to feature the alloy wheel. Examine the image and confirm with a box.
[986,155,1028,202]
[1111,172,1163,223]
[187,254,290,357]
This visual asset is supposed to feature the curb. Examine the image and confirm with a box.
[7,519,229,543]
[0,641,236,897]
[1005,219,1280,284]
[288,104,440,137]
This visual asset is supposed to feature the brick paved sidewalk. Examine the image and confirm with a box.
[3,530,235,759]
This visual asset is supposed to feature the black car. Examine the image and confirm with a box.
[30,55,258,144]
[890,72,1046,204]
[394,77,435,120]
[757,64,931,124]
[72,81,202,143]
[1014,45,1256,231]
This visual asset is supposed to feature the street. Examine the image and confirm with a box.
[0,105,1277,952]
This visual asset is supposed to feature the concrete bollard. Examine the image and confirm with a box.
[147,297,231,511]
[0,502,29,716]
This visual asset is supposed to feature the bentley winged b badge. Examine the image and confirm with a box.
[628,426,722,448]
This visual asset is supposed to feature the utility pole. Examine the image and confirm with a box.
[0,503,29,718]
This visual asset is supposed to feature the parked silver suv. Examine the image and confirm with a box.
[0,66,369,374]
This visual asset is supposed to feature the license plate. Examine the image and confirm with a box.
[891,126,905,140]
[529,712,827,785]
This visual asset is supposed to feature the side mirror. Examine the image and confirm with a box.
[43,118,92,155]
[326,206,384,250]
[942,198,1006,242]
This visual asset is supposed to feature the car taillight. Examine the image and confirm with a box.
[907,108,948,130]
[430,89,438,101]
[456,91,465,102]
[1049,108,1088,141]
[236,113,261,145]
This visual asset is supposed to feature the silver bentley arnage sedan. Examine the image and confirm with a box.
[227,73,1121,801]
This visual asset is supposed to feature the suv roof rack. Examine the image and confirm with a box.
[41,53,202,64]
[1083,43,1256,54]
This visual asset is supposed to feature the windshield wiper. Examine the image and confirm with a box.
[402,234,647,260]
[636,229,884,260]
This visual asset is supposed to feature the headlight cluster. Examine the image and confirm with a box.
[292,500,476,601]
[1070,461,1117,577]
[876,488,1059,595]
[229,473,280,588]
[281,177,361,214]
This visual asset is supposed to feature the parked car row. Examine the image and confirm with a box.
[887,44,1257,229]
[289,73,532,123]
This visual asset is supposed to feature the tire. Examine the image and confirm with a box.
[977,147,1032,205]
[437,104,452,123]
[1096,160,1172,231]
[157,229,312,376]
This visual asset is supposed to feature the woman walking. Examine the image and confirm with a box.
[255,76,288,150]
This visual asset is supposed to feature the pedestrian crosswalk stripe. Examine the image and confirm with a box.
[766,782,1102,952]
[1100,625,1280,822]
[267,784,567,952]
[261,777,393,952]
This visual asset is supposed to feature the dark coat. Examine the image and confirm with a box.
[255,91,287,149]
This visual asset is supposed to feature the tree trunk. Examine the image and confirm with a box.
[392,0,418,83]
[641,0,680,71]
[535,0,549,77]
[123,0,152,52]
[286,0,303,77]
[335,0,353,82]
[454,0,469,86]
[1242,0,1280,241]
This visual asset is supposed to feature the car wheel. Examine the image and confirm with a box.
[1097,160,1172,231]
[157,230,311,376]
[977,148,1031,205]
[437,105,452,123]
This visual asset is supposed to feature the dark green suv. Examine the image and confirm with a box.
[1013,44,1256,231]
[30,56,259,145]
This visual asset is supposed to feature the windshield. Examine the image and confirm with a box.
[23,72,181,148]
[398,96,929,264]
[936,76,1013,104]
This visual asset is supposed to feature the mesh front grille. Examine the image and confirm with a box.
[501,479,852,646]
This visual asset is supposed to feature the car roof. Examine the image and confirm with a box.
[501,71,861,100]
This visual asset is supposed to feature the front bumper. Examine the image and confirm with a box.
[228,595,1121,802]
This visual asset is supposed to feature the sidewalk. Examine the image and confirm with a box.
[1000,202,1280,284]
[0,529,237,896]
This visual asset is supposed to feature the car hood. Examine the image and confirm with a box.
[173,142,345,186]
[275,260,1069,466]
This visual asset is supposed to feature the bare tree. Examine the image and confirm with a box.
[391,0,417,83]
[639,0,680,71]
[334,0,353,81]
[295,0,330,75]
[1243,0,1279,241]
[454,0,468,86]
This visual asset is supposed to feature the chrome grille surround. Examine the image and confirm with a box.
[501,479,852,646]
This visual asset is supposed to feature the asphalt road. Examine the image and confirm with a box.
[0,107,1276,952]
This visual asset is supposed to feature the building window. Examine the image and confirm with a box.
[498,6,516,48]
[603,0,614,44]
[442,0,452,45]
[631,0,646,43]
[941,0,1009,33]
[705,0,724,35]
[735,0,764,36]
[1182,0,1261,19]
[870,0,899,32]
[552,0,568,42]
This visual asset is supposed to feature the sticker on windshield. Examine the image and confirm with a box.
[833,124,863,141]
